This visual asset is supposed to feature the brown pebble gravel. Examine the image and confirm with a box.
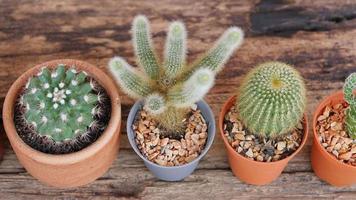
[133,105,208,166]
[316,103,356,166]
[223,105,304,162]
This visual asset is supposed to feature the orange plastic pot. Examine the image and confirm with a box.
[219,96,309,185]
[311,91,356,186]
[2,59,121,188]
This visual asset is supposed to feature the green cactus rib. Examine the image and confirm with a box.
[237,62,306,138]
[109,57,153,98]
[108,15,244,133]
[164,21,186,78]
[22,64,98,142]
[344,73,356,139]
[133,15,160,80]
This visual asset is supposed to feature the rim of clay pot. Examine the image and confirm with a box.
[2,59,121,165]
[219,95,309,166]
[312,90,356,169]
[127,100,215,169]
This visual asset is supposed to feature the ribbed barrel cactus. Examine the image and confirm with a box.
[236,62,306,138]
[344,73,356,139]
[109,15,244,137]
[21,64,99,142]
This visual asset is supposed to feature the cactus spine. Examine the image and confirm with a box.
[236,62,306,138]
[344,73,356,139]
[21,64,99,142]
[109,15,244,136]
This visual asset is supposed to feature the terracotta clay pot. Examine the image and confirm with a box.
[219,96,308,185]
[2,59,121,188]
[311,91,356,186]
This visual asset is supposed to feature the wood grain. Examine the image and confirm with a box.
[0,0,355,199]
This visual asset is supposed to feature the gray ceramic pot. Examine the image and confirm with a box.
[127,100,215,181]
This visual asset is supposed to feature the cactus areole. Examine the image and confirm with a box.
[344,73,356,139]
[15,64,111,154]
[237,62,307,138]
[108,15,244,137]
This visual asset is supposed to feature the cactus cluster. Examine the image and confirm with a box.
[236,62,306,138]
[109,15,244,136]
[21,64,99,142]
[344,73,356,139]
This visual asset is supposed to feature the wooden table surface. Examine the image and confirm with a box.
[0,0,355,199]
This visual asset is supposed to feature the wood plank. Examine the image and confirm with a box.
[0,0,355,108]
[0,147,355,199]
[0,138,356,200]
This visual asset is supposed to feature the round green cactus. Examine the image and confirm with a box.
[236,62,306,138]
[22,64,98,142]
[344,73,356,139]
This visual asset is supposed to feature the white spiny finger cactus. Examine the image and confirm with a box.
[343,73,356,139]
[108,15,244,135]
[22,64,99,142]
[236,62,306,138]
[181,27,244,79]
[109,57,153,98]
[144,93,167,115]
[133,15,160,80]
[164,22,186,78]
[167,68,214,108]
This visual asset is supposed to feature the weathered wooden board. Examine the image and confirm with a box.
[0,0,355,199]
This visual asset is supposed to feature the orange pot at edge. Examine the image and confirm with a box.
[311,91,356,186]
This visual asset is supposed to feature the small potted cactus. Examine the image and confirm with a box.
[219,62,308,185]
[2,59,121,188]
[108,15,244,181]
[311,72,356,186]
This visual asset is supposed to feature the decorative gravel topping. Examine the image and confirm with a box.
[223,105,304,162]
[133,105,208,166]
[316,103,356,166]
